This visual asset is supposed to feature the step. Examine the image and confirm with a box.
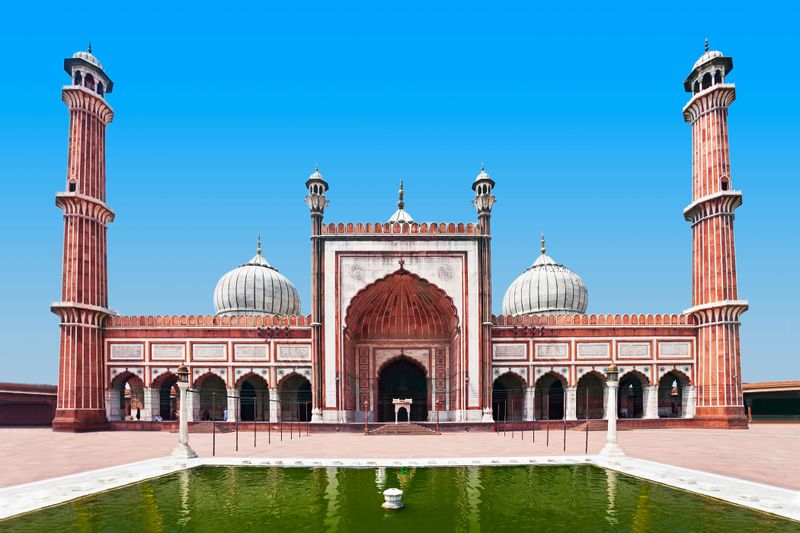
[369,423,438,436]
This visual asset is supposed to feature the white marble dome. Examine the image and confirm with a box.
[72,50,104,70]
[502,238,588,316]
[213,247,301,316]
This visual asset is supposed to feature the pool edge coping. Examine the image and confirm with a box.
[1,454,798,523]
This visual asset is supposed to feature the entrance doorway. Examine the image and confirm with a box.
[378,358,428,422]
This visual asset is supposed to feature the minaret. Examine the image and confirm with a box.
[305,165,329,423]
[682,41,748,426]
[472,164,496,422]
[51,45,115,431]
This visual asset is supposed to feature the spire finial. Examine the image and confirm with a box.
[540,232,546,255]
[481,162,485,172]
[704,38,709,53]
[88,42,92,54]
[398,179,405,210]
[315,163,319,172]
[256,233,262,255]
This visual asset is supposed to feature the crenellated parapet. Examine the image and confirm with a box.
[322,221,481,237]
[107,314,312,328]
[492,313,695,327]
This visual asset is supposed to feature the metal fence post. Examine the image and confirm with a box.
[212,392,216,457]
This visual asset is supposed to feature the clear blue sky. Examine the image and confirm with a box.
[1,2,797,384]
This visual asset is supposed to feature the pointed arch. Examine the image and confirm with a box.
[492,372,527,421]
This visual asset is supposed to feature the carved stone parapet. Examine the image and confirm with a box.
[61,86,115,124]
[682,84,735,123]
[684,300,749,326]
[683,190,742,226]
[55,192,115,224]
[51,301,112,326]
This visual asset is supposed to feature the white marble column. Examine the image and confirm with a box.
[226,388,239,422]
[644,386,659,419]
[186,389,197,422]
[600,376,624,456]
[683,385,696,418]
[602,386,609,419]
[525,387,535,421]
[105,390,118,421]
[142,388,159,421]
[172,381,197,459]
[565,387,578,421]
[269,387,279,422]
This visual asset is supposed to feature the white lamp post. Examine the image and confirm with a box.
[600,364,624,457]
[172,364,197,459]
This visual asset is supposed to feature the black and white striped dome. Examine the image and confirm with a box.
[213,247,301,316]
[502,237,588,316]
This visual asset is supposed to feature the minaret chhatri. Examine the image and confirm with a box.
[305,164,329,423]
[472,164,496,422]
[682,40,748,427]
[52,45,115,431]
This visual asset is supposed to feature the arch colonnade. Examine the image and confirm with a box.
[491,369,696,422]
[105,370,312,423]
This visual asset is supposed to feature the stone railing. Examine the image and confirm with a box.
[321,221,482,236]
[492,313,695,327]
[107,314,312,328]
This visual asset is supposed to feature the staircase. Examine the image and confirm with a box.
[369,423,438,436]
[571,420,608,431]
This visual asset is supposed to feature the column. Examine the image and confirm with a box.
[565,387,577,421]
[600,375,624,456]
[525,387,535,421]
[683,385,696,418]
[185,389,197,422]
[644,386,659,419]
[269,387,279,422]
[105,390,118,421]
[171,381,197,459]
[226,388,239,422]
[142,388,159,421]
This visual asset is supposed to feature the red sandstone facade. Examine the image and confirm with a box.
[52,45,747,430]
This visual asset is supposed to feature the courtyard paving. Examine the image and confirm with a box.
[0,423,797,491]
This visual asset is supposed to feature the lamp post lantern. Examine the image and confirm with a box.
[171,364,197,459]
[600,364,624,457]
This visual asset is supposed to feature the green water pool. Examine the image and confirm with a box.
[3,465,795,532]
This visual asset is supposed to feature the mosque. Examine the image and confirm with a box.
[51,43,748,431]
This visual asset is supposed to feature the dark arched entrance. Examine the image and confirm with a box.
[534,372,565,420]
[378,358,428,422]
[619,373,646,419]
[154,373,179,420]
[576,372,605,419]
[279,374,312,421]
[492,373,526,421]
[239,374,270,421]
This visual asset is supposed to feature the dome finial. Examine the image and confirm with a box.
[481,162,485,172]
[397,179,405,210]
[704,38,709,53]
[88,42,92,54]
[315,162,319,172]
[256,233,262,255]
[540,232,546,255]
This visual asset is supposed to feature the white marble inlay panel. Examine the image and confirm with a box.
[576,342,609,359]
[277,345,311,362]
[492,343,527,361]
[659,342,691,358]
[535,343,569,360]
[151,344,185,361]
[109,344,144,361]
[234,344,268,361]
[192,344,226,361]
[618,342,651,359]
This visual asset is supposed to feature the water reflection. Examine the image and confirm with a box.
[3,466,797,533]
